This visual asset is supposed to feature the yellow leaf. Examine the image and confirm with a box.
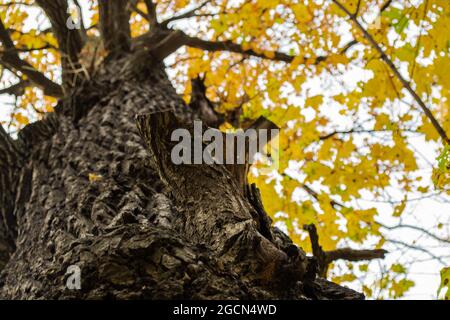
[393,197,407,217]
[88,173,103,182]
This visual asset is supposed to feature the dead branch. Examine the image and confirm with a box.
[304,224,387,277]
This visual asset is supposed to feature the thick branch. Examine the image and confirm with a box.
[148,30,186,61]
[35,0,85,88]
[332,0,450,144]
[180,31,295,62]
[98,0,131,53]
[136,26,355,66]
[144,0,158,27]
[0,18,63,97]
[188,76,224,127]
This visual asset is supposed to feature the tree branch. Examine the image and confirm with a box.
[73,0,87,38]
[304,224,387,277]
[35,0,85,88]
[135,25,358,65]
[379,222,450,244]
[299,181,447,266]
[160,0,211,28]
[340,39,358,54]
[98,0,131,53]
[326,248,388,263]
[144,0,158,27]
[0,18,63,97]
[135,25,326,63]
[148,30,186,61]
[380,0,393,13]
[355,0,362,16]
[130,0,150,22]
[301,183,345,209]
[178,31,329,65]
[332,0,450,144]
[0,80,29,96]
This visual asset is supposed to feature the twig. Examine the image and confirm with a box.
[161,0,211,28]
[380,0,393,13]
[0,80,29,96]
[379,222,450,244]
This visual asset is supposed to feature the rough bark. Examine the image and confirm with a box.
[0,51,363,300]
[98,0,131,53]
[0,125,22,270]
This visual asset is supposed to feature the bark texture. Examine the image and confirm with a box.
[0,51,363,300]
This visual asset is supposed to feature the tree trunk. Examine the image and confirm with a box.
[0,52,363,300]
